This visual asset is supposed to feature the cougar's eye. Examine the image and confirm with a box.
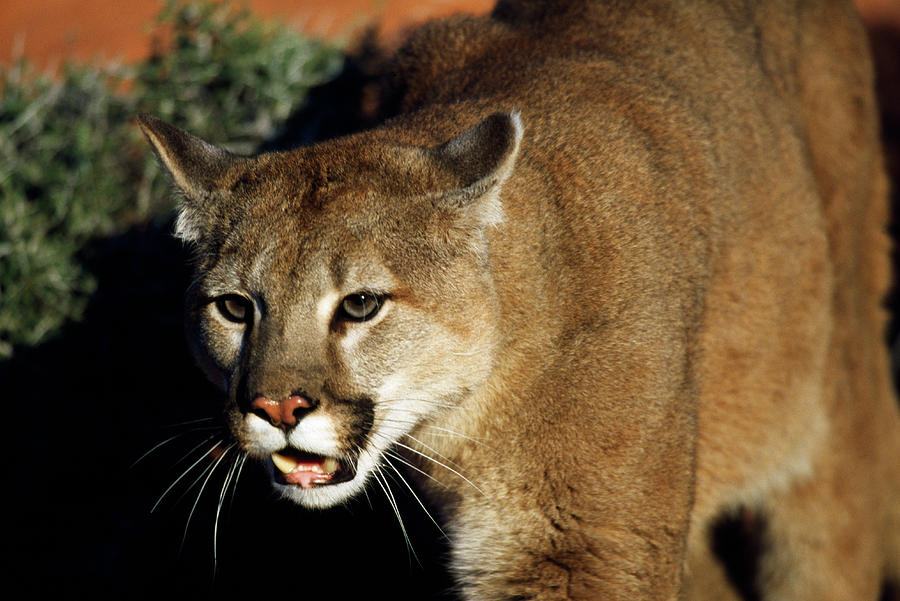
[339,293,382,321]
[215,295,252,324]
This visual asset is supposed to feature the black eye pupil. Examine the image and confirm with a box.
[341,293,381,321]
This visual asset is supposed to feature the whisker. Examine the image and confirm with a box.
[214,451,243,576]
[383,455,448,540]
[383,449,449,490]
[130,427,221,469]
[170,432,226,470]
[419,425,495,450]
[366,432,486,498]
[181,443,236,555]
[171,454,220,510]
[162,416,218,428]
[228,453,249,514]
[371,463,417,564]
[151,435,222,513]
[356,446,374,510]
[375,418,495,451]
[391,439,486,497]
[131,432,196,469]
[404,433,465,470]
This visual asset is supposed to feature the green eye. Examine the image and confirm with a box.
[340,293,382,321]
[216,295,251,323]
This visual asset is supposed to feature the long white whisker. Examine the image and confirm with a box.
[376,418,495,451]
[227,453,249,514]
[419,425,494,449]
[214,451,242,576]
[371,464,417,563]
[181,443,236,554]
[404,433,465,470]
[131,432,194,469]
[384,449,449,489]
[355,446,374,510]
[390,439,485,497]
[383,455,447,539]
[130,427,220,469]
[171,454,220,510]
[170,432,226,469]
[368,429,485,496]
[151,435,222,513]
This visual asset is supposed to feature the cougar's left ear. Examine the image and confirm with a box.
[135,113,246,243]
[428,111,524,228]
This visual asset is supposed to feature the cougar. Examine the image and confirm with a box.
[137,0,900,598]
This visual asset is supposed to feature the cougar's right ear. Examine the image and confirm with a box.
[135,113,244,243]
[427,111,524,230]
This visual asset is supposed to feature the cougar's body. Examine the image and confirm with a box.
[139,1,900,598]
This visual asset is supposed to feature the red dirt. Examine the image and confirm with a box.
[0,1,493,71]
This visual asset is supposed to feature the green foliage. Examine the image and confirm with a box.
[138,1,342,153]
[0,1,343,357]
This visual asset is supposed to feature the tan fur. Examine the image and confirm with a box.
[138,0,900,598]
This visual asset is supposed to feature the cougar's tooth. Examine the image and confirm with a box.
[272,452,299,474]
[322,456,340,474]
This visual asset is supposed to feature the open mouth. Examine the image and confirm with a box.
[270,448,357,489]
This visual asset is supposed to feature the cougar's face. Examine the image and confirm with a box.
[185,190,499,508]
[137,111,521,508]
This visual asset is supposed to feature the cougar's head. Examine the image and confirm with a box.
[137,112,522,507]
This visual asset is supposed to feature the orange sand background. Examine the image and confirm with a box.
[0,1,495,70]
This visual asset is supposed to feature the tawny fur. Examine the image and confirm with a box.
[138,0,900,599]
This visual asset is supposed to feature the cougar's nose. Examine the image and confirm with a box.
[250,394,314,428]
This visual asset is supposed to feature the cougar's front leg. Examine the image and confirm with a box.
[444,354,698,600]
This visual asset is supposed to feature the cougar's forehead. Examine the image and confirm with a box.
[209,193,397,306]
[197,138,450,307]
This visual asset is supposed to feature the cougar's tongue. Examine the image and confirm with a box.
[272,451,339,489]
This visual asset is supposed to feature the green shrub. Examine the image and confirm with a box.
[0,0,343,357]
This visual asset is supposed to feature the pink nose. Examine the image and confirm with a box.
[250,395,312,427]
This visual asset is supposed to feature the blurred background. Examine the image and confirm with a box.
[0,1,896,599]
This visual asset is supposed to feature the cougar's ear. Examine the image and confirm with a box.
[428,111,524,228]
[135,113,244,243]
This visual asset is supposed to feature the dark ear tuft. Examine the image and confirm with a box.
[135,114,242,242]
[429,111,524,227]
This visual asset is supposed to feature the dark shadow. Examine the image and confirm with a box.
[1,31,458,597]
[259,29,387,151]
[868,24,900,386]
[2,221,454,599]
[710,508,766,601]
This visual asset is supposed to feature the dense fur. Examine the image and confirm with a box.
[138,0,900,598]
